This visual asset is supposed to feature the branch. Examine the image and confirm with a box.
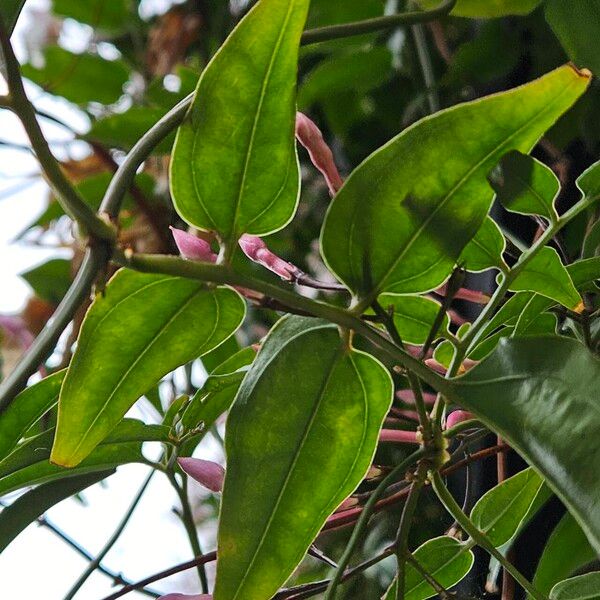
[300,0,457,45]
[0,18,115,243]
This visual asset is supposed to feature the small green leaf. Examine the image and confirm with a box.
[171,0,309,247]
[0,471,113,553]
[21,46,129,105]
[509,247,582,310]
[383,536,474,600]
[0,371,64,461]
[20,259,72,304]
[490,151,559,223]
[451,336,600,554]
[52,270,245,467]
[577,159,600,201]
[550,573,600,600]
[321,66,590,307]
[377,294,449,345]
[582,220,600,259]
[52,0,131,31]
[459,216,507,272]
[532,512,596,598]
[545,1,600,75]
[420,0,541,17]
[513,294,557,336]
[470,467,545,547]
[215,316,393,600]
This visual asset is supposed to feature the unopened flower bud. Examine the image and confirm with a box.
[178,457,224,493]
[170,227,217,263]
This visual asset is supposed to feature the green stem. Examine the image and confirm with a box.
[410,5,440,114]
[63,470,155,600]
[323,448,428,600]
[116,252,453,397]
[168,472,209,593]
[0,18,115,243]
[430,471,548,600]
[394,463,428,600]
[300,0,456,45]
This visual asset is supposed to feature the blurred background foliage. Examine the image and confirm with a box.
[1,1,598,597]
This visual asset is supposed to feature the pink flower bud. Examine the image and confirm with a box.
[396,389,437,406]
[178,458,224,493]
[0,315,34,349]
[158,595,212,600]
[295,112,344,196]
[170,227,217,263]
[238,235,300,281]
[379,429,419,444]
[445,410,475,430]
[435,283,490,305]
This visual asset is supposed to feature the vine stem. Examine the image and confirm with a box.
[62,470,156,600]
[430,471,548,600]
[322,448,429,600]
[167,471,209,592]
[116,252,454,398]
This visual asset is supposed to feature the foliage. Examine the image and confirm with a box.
[2,0,600,599]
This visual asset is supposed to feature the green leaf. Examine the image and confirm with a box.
[451,336,600,554]
[51,270,245,467]
[459,216,507,272]
[52,0,130,31]
[0,372,63,461]
[582,220,600,259]
[577,160,600,205]
[21,46,129,105]
[419,0,541,17]
[545,0,600,75]
[384,536,474,600]
[171,0,309,247]
[470,467,545,547]
[489,151,559,223]
[0,470,113,553]
[20,259,72,304]
[550,573,600,600]
[513,294,557,336]
[532,512,596,598]
[321,65,590,308]
[214,316,393,600]
[378,294,449,345]
[509,247,582,311]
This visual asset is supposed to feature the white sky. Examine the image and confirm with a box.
[0,2,221,598]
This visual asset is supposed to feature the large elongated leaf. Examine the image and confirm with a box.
[531,512,596,599]
[0,471,113,553]
[384,537,474,600]
[1,0,26,35]
[214,316,393,600]
[51,270,245,467]
[321,66,590,309]
[0,371,64,461]
[470,467,545,547]
[509,247,582,310]
[171,0,309,247]
[451,336,600,553]
[550,573,600,600]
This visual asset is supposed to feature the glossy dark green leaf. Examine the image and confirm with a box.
[20,259,72,304]
[470,467,545,547]
[451,336,600,553]
[550,573,600,600]
[1,0,26,34]
[531,512,596,598]
[321,66,590,308]
[0,371,64,461]
[52,0,130,31]
[384,537,474,600]
[459,216,507,272]
[509,247,582,310]
[419,0,541,17]
[52,270,245,467]
[545,0,600,75]
[490,151,559,223]
[214,316,393,600]
[0,470,112,552]
[569,257,600,291]
[171,0,309,247]
[377,294,449,346]
[21,46,129,105]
